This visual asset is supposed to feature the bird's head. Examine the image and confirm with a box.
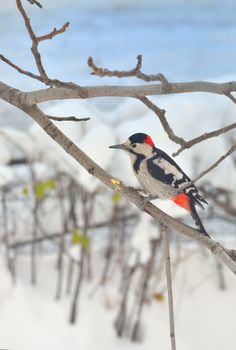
[109,133,155,157]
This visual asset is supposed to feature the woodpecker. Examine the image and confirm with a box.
[109,133,210,237]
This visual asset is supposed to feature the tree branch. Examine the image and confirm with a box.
[137,96,186,146]
[162,225,176,350]
[224,92,236,104]
[15,0,70,85]
[88,55,169,89]
[7,80,236,106]
[47,115,90,122]
[37,22,70,42]
[177,144,236,193]
[173,122,236,156]
[0,54,43,83]
[138,96,236,156]
[26,0,42,8]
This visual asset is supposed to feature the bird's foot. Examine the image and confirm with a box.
[127,187,159,210]
[127,186,146,195]
[139,194,159,210]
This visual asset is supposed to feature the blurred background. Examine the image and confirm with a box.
[0,0,236,349]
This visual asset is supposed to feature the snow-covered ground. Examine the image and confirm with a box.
[0,249,236,350]
[0,1,236,349]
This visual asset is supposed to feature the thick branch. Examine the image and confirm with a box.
[11,81,236,105]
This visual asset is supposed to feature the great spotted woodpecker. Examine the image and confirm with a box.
[110,133,210,237]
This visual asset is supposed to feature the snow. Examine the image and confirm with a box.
[0,250,235,350]
[129,213,161,265]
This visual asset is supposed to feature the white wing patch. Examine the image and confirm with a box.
[153,158,183,180]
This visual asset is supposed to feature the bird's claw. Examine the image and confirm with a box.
[127,187,159,210]
[127,186,146,195]
[139,195,159,210]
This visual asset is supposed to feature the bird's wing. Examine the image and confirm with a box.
[148,148,207,207]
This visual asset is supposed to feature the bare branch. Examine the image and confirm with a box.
[12,80,236,105]
[161,225,176,350]
[26,0,42,8]
[177,144,236,193]
[0,54,43,82]
[137,96,186,146]
[88,55,169,89]
[37,22,70,42]
[16,0,50,83]
[47,115,90,122]
[138,96,236,157]
[199,183,236,217]
[88,55,142,78]
[173,122,236,156]
[224,92,236,104]
[15,0,70,85]
[9,213,137,249]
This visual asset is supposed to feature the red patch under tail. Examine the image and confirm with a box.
[172,193,191,212]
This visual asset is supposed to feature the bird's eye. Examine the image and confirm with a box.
[131,144,137,148]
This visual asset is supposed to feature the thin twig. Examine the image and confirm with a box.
[37,22,70,42]
[199,183,236,217]
[138,96,236,156]
[0,54,43,82]
[47,115,90,122]
[161,225,176,350]
[26,0,42,8]
[16,0,49,82]
[137,96,186,146]
[177,144,236,194]
[173,123,236,156]
[88,55,169,90]
[16,0,70,85]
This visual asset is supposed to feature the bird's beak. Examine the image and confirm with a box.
[109,143,126,150]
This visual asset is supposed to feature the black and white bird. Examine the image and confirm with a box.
[110,133,210,237]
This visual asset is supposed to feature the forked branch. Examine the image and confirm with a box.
[14,0,70,85]
[88,55,169,90]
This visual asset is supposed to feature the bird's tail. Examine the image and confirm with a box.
[190,200,210,238]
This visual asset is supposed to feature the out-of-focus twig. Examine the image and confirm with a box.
[162,225,176,350]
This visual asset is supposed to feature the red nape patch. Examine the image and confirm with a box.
[172,193,191,212]
[145,135,154,146]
